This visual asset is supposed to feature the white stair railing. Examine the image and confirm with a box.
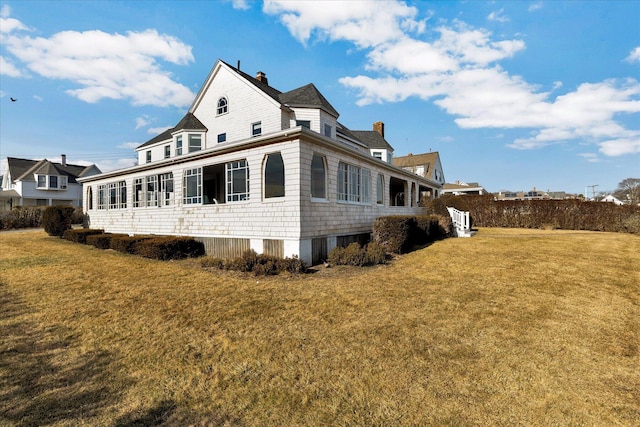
[446,206,473,237]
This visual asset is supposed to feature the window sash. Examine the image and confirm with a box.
[252,122,262,137]
[183,168,202,204]
[49,175,58,189]
[311,155,326,199]
[134,178,144,207]
[188,134,202,153]
[337,162,370,204]
[160,173,174,206]
[146,175,158,207]
[226,160,249,202]
[176,135,183,156]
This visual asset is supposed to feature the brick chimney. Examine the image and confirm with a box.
[373,121,384,138]
[256,71,268,85]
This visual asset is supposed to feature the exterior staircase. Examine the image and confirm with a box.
[446,206,476,237]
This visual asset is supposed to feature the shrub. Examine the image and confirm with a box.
[372,216,416,254]
[328,242,387,267]
[134,236,205,260]
[200,250,307,275]
[63,228,104,244]
[86,233,128,249]
[0,206,45,230]
[42,206,75,237]
[110,235,154,254]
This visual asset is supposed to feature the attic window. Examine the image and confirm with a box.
[217,97,228,115]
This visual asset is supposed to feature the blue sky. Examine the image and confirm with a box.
[1,0,638,195]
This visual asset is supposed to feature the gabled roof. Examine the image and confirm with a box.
[279,83,339,117]
[392,152,441,168]
[220,60,283,103]
[138,112,207,149]
[349,130,394,151]
[7,157,101,184]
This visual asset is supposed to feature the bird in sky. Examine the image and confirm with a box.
[10,97,17,102]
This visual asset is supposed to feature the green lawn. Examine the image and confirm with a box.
[1,228,638,426]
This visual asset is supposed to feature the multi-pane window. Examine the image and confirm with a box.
[311,154,326,199]
[264,153,284,198]
[160,173,174,206]
[37,175,46,188]
[108,182,119,209]
[146,150,151,163]
[119,181,127,208]
[251,122,262,137]
[98,185,106,210]
[217,97,228,115]
[146,175,158,207]
[60,176,68,189]
[296,120,311,129]
[217,133,226,143]
[226,160,249,202]
[337,162,370,204]
[376,174,384,205]
[134,178,144,207]
[49,175,58,189]
[188,134,202,153]
[183,168,202,204]
[176,135,183,156]
[164,145,171,159]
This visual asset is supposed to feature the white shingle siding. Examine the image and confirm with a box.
[84,59,442,265]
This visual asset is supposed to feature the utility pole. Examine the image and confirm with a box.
[587,184,599,200]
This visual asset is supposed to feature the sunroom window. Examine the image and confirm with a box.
[227,160,249,202]
[264,153,284,198]
[311,154,326,199]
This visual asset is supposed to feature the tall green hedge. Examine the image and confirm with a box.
[461,195,640,233]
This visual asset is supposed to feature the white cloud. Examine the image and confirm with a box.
[263,0,424,48]
[33,95,43,101]
[487,9,509,23]
[118,142,141,150]
[0,55,23,77]
[148,125,173,135]
[265,1,639,158]
[2,9,195,107]
[578,153,600,163]
[230,0,251,10]
[625,47,640,63]
[135,116,151,130]
[528,2,543,12]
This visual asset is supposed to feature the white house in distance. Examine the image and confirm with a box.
[79,59,443,265]
[0,156,101,211]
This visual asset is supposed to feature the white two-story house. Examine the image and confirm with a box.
[0,156,101,211]
[79,59,443,265]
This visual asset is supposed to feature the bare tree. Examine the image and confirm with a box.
[614,178,640,204]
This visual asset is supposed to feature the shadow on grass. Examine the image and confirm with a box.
[0,282,174,426]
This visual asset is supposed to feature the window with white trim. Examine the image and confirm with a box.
[49,175,58,189]
[264,153,284,198]
[146,150,151,163]
[176,135,183,156]
[87,186,93,210]
[134,177,144,207]
[188,134,202,153]
[119,181,127,208]
[60,176,68,189]
[251,122,262,137]
[98,185,106,210]
[108,182,119,209]
[217,97,228,115]
[376,174,384,205]
[146,175,158,207]
[160,173,174,206]
[226,160,249,202]
[217,133,226,143]
[311,154,326,199]
[37,175,46,188]
[183,167,202,204]
[164,145,171,159]
[337,162,370,203]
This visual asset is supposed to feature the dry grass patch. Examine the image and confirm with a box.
[1,228,638,426]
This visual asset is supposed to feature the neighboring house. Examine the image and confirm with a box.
[392,152,446,200]
[600,194,624,205]
[442,181,487,196]
[79,59,443,265]
[0,156,101,211]
[496,188,568,201]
